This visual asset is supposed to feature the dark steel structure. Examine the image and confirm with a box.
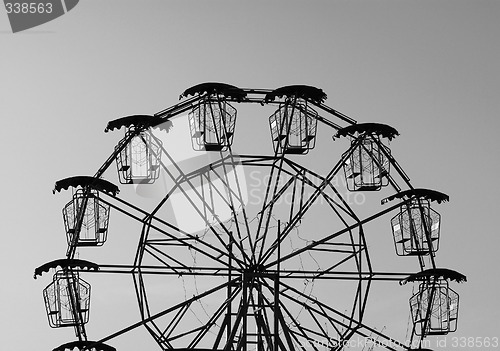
[34,83,465,351]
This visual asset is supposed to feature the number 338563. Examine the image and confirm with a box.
[452,337,499,348]
[5,3,53,14]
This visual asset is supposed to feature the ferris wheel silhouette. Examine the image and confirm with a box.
[34,83,466,351]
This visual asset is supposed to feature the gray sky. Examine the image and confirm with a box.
[1,1,499,350]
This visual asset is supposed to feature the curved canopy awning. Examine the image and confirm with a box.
[104,114,165,132]
[383,188,449,204]
[53,176,119,196]
[265,85,327,103]
[335,122,399,140]
[52,340,116,351]
[180,82,247,101]
[400,268,467,285]
[34,259,99,279]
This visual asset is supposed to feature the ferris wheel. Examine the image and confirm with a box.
[34,83,466,351]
